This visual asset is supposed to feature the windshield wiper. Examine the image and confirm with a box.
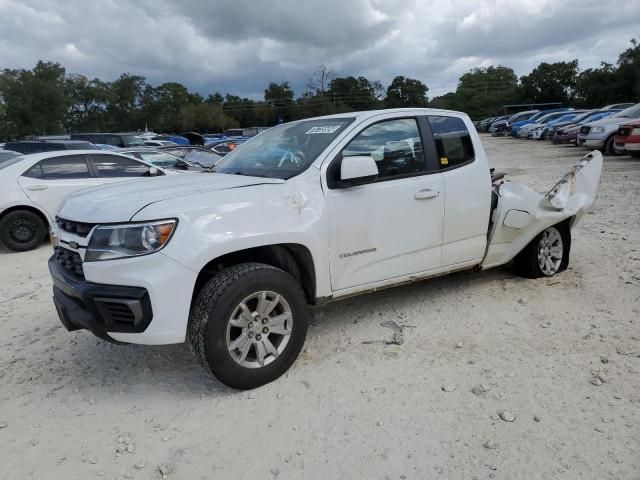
[229,171,271,178]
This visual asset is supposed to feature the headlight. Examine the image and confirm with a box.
[591,127,605,134]
[85,220,177,261]
[631,128,640,135]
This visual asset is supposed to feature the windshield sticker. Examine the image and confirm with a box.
[305,125,341,135]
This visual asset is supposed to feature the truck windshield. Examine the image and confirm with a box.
[214,118,354,179]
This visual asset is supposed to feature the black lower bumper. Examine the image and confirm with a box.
[49,256,153,337]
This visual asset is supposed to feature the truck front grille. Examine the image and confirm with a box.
[56,216,96,237]
[54,246,84,279]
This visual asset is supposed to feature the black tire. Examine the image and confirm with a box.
[629,152,640,159]
[188,263,309,389]
[514,223,571,279]
[603,134,619,156]
[0,210,47,252]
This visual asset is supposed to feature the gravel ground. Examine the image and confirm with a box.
[1,136,639,480]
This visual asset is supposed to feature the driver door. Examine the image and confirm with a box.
[325,117,444,291]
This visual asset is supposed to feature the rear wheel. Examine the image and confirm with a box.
[0,210,47,252]
[188,263,309,389]
[515,224,570,278]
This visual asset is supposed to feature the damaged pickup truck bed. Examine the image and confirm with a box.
[48,108,603,389]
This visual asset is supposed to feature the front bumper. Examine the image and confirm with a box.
[584,139,605,148]
[49,247,198,344]
[50,256,153,338]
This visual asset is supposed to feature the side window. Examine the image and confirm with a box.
[342,118,426,181]
[44,143,63,152]
[427,116,475,169]
[23,163,44,179]
[39,155,91,180]
[105,135,122,147]
[31,155,92,179]
[91,154,151,177]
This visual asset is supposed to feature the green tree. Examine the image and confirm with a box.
[574,63,618,107]
[0,61,68,138]
[264,82,294,123]
[385,76,429,108]
[519,60,579,104]
[65,74,109,132]
[614,38,640,101]
[105,73,146,131]
[326,76,379,111]
[444,66,520,118]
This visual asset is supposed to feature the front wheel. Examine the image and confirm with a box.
[604,134,620,156]
[515,224,571,278]
[188,263,309,389]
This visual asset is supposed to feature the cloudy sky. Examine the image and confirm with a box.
[1,0,639,99]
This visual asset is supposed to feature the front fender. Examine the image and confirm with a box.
[135,178,331,297]
[482,151,602,269]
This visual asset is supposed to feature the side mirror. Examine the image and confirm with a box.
[340,155,378,185]
[149,167,159,176]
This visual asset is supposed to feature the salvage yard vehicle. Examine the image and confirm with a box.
[510,108,570,136]
[158,145,222,168]
[0,150,23,163]
[48,108,603,389]
[70,133,146,148]
[517,111,581,138]
[553,111,618,145]
[490,110,538,136]
[117,147,202,171]
[0,151,169,251]
[613,120,640,157]
[4,140,99,154]
[577,103,640,154]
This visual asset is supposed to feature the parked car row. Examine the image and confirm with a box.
[475,102,640,156]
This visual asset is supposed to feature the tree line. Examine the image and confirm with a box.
[1,39,638,140]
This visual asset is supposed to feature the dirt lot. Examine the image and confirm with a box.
[1,136,639,480]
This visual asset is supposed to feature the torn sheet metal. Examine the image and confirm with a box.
[482,151,603,269]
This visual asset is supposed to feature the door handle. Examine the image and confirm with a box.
[414,189,439,200]
[26,185,47,191]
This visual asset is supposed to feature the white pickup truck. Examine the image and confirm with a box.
[49,108,603,389]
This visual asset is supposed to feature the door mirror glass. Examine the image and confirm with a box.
[340,155,378,184]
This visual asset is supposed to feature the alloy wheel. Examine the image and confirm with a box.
[537,227,563,275]
[226,291,293,369]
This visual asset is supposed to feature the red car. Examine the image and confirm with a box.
[614,120,640,157]
[555,124,582,145]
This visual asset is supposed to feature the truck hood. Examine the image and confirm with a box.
[58,173,284,222]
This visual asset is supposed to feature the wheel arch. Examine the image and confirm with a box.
[192,243,317,306]
[0,204,51,234]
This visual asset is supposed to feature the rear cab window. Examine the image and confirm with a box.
[427,116,475,170]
